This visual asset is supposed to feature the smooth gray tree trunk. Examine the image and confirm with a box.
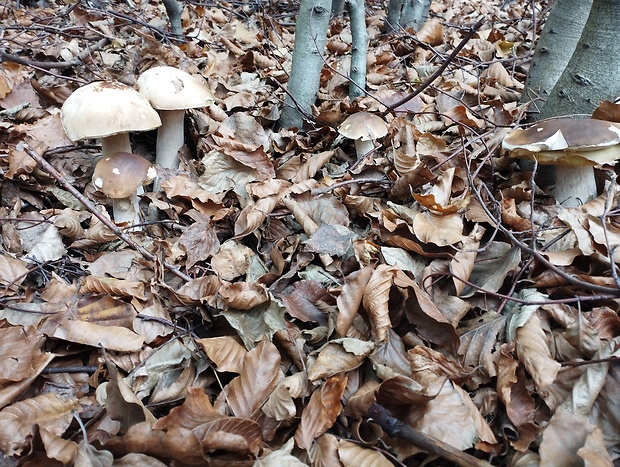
[332,0,345,15]
[346,0,368,100]
[279,0,333,129]
[540,0,620,119]
[401,0,430,31]
[162,0,184,36]
[385,0,404,33]
[521,0,591,117]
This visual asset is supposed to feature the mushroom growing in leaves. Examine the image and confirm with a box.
[137,66,215,171]
[61,81,161,156]
[502,118,620,207]
[92,152,157,228]
[338,112,388,158]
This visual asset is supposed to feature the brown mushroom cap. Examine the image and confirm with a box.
[61,81,161,141]
[92,152,156,199]
[339,112,388,141]
[502,118,620,165]
[136,66,215,110]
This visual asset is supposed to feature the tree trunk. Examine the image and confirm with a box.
[161,0,184,36]
[385,0,404,33]
[332,0,345,15]
[279,0,333,130]
[540,0,620,119]
[346,0,368,100]
[401,0,431,31]
[521,0,591,118]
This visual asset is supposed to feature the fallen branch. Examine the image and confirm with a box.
[367,403,494,467]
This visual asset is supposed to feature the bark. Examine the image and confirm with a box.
[279,0,333,129]
[385,0,404,33]
[161,0,184,36]
[521,0,592,117]
[346,0,368,100]
[540,0,620,119]
[332,0,345,15]
[400,0,431,31]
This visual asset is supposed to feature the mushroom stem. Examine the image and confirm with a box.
[156,109,185,169]
[111,191,141,228]
[354,139,374,158]
[101,134,133,156]
[553,165,597,207]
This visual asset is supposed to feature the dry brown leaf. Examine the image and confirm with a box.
[211,240,254,281]
[362,264,395,343]
[219,280,269,310]
[193,417,263,455]
[308,338,375,381]
[219,338,282,419]
[154,387,221,431]
[235,195,281,237]
[336,265,374,337]
[295,373,348,451]
[178,221,221,269]
[0,392,79,456]
[262,372,309,422]
[196,335,247,373]
[0,325,44,385]
[80,276,146,300]
[413,210,464,246]
[451,224,484,296]
[338,439,392,466]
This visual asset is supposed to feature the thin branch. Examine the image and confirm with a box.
[23,144,192,283]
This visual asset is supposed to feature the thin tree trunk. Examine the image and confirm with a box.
[332,0,345,15]
[279,0,333,129]
[161,0,184,36]
[385,0,404,33]
[346,0,368,100]
[400,0,430,31]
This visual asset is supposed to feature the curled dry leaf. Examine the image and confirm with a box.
[336,265,374,336]
[218,338,282,419]
[0,392,79,456]
[154,387,220,431]
[450,224,485,296]
[81,276,146,300]
[196,335,247,373]
[295,373,348,451]
[219,281,269,310]
[308,338,375,381]
[362,265,395,343]
[413,210,464,246]
[193,417,263,455]
[338,439,392,466]
[262,372,309,421]
[53,210,85,238]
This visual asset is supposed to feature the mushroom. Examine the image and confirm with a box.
[502,118,620,207]
[338,112,388,158]
[61,81,161,156]
[92,152,157,228]
[136,66,215,170]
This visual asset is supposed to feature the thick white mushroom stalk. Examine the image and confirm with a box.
[156,110,186,169]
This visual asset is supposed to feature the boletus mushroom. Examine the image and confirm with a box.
[338,112,388,159]
[502,117,620,207]
[92,152,157,229]
[61,81,161,156]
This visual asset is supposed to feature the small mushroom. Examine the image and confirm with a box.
[92,152,157,228]
[338,112,388,158]
[61,81,161,156]
[137,66,215,171]
[502,118,620,207]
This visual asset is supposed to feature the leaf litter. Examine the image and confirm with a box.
[0,0,619,465]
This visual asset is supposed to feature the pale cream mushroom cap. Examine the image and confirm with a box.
[338,112,388,141]
[92,152,156,199]
[136,66,215,110]
[61,81,161,141]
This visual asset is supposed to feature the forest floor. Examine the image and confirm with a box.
[0,0,619,465]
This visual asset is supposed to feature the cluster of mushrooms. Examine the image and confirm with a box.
[60,66,215,228]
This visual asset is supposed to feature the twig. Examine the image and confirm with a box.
[380,17,485,117]
[367,403,494,467]
[23,144,192,283]
[0,37,110,70]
